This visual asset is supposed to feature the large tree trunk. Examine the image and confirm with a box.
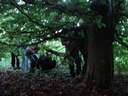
[86,24,114,88]
[86,0,114,88]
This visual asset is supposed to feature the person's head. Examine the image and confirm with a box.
[11,52,15,55]
[32,46,39,53]
[26,47,34,56]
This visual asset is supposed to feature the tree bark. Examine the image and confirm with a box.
[86,0,114,88]
[86,24,114,88]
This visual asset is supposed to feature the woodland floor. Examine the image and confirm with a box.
[0,70,127,96]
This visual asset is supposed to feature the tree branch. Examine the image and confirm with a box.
[10,0,54,30]
[0,41,17,47]
[42,0,90,18]
[45,48,65,57]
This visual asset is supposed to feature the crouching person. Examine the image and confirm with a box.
[37,55,56,71]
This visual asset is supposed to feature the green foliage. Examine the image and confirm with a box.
[0,54,11,70]
[114,42,128,73]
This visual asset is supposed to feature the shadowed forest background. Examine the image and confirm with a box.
[0,0,128,96]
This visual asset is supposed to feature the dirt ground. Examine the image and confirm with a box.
[0,71,127,96]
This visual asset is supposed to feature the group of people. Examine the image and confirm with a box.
[11,46,56,72]
[61,29,87,77]
[10,35,86,77]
